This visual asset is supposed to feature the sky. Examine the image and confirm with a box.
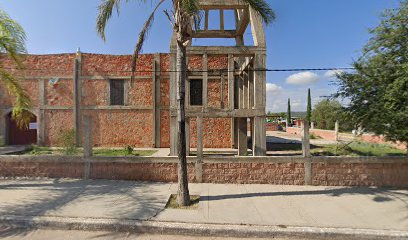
[0,0,402,112]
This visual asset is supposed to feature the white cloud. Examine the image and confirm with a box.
[324,70,344,78]
[266,83,283,94]
[286,71,320,85]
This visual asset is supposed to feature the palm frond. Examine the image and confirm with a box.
[131,0,165,81]
[241,0,275,25]
[0,68,32,128]
[96,0,123,41]
[0,9,27,67]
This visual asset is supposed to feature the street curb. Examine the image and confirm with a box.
[0,215,407,240]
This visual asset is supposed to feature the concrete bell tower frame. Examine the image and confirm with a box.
[169,0,267,156]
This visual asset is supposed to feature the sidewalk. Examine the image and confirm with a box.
[0,179,407,238]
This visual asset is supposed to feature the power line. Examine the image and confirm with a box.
[1,67,355,73]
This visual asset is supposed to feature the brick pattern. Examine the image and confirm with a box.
[1,53,232,148]
[45,110,74,146]
[313,162,408,187]
[203,162,305,185]
[1,157,408,187]
[0,161,83,179]
[90,162,196,182]
[189,118,232,148]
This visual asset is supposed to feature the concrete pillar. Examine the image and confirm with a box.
[37,79,45,146]
[302,119,312,185]
[170,117,178,156]
[83,115,92,180]
[335,120,339,141]
[238,118,247,156]
[169,53,178,156]
[197,116,203,158]
[0,110,5,146]
[252,54,266,156]
[73,51,82,147]
[311,122,315,129]
[153,54,161,148]
[185,118,190,156]
[253,117,266,156]
[83,115,93,158]
[302,120,311,158]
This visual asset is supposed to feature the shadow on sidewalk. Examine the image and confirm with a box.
[201,187,408,207]
[0,179,167,238]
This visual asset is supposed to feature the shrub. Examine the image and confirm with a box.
[125,145,134,155]
[58,129,77,155]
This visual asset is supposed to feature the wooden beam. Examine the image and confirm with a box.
[220,73,225,109]
[220,10,224,31]
[192,30,237,38]
[171,108,265,118]
[203,53,208,108]
[204,10,209,31]
[228,54,235,110]
[236,8,249,35]
[186,46,264,55]
[199,0,247,10]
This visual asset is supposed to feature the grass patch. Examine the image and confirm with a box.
[311,141,406,157]
[93,149,156,157]
[309,134,321,139]
[165,194,200,209]
[23,146,157,157]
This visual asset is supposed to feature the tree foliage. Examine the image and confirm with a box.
[334,1,408,146]
[306,88,312,123]
[0,9,31,128]
[287,98,291,126]
[311,99,353,131]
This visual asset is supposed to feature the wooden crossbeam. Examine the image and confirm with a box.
[192,30,237,38]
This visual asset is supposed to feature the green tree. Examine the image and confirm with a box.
[334,1,408,149]
[311,99,343,130]
[287,98,291,126]
[96,0,275,206]
[0,9,31,127]
[306,88,312,123]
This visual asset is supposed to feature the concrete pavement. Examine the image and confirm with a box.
[0,179,407,239]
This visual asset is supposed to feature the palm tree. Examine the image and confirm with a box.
[0,9,31,128]
[97,0,275,206]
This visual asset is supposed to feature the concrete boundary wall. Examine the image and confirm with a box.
[0,156,407,187]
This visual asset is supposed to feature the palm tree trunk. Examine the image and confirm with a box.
[176,31,190,206]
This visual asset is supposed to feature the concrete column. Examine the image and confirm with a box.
[252,54,266,156]
[73,51,82,147]
[83,115,93,158]
[197,116,203,158]
[83,115,92,180]
[185,118,190,156]
[302,120,311,158]
[238,118,248,156]
[203,54,208,108]
[169,53,178,156]
[335,120,339,141]
[37,79,45,146]
[311,122,315,129]
[152,54,161,148]
[302,119,312,185]
[253,117,266,156]
[0,110,5,146]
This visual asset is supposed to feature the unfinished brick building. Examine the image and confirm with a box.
[0,0,267,156]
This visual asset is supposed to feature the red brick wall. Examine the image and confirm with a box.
[203,162,305,185]
[312,161,408,187]
[1,156,407,187]
[1,53,232,148]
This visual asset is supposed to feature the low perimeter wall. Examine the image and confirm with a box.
[0,156,407,187]
[287,127,337,141]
